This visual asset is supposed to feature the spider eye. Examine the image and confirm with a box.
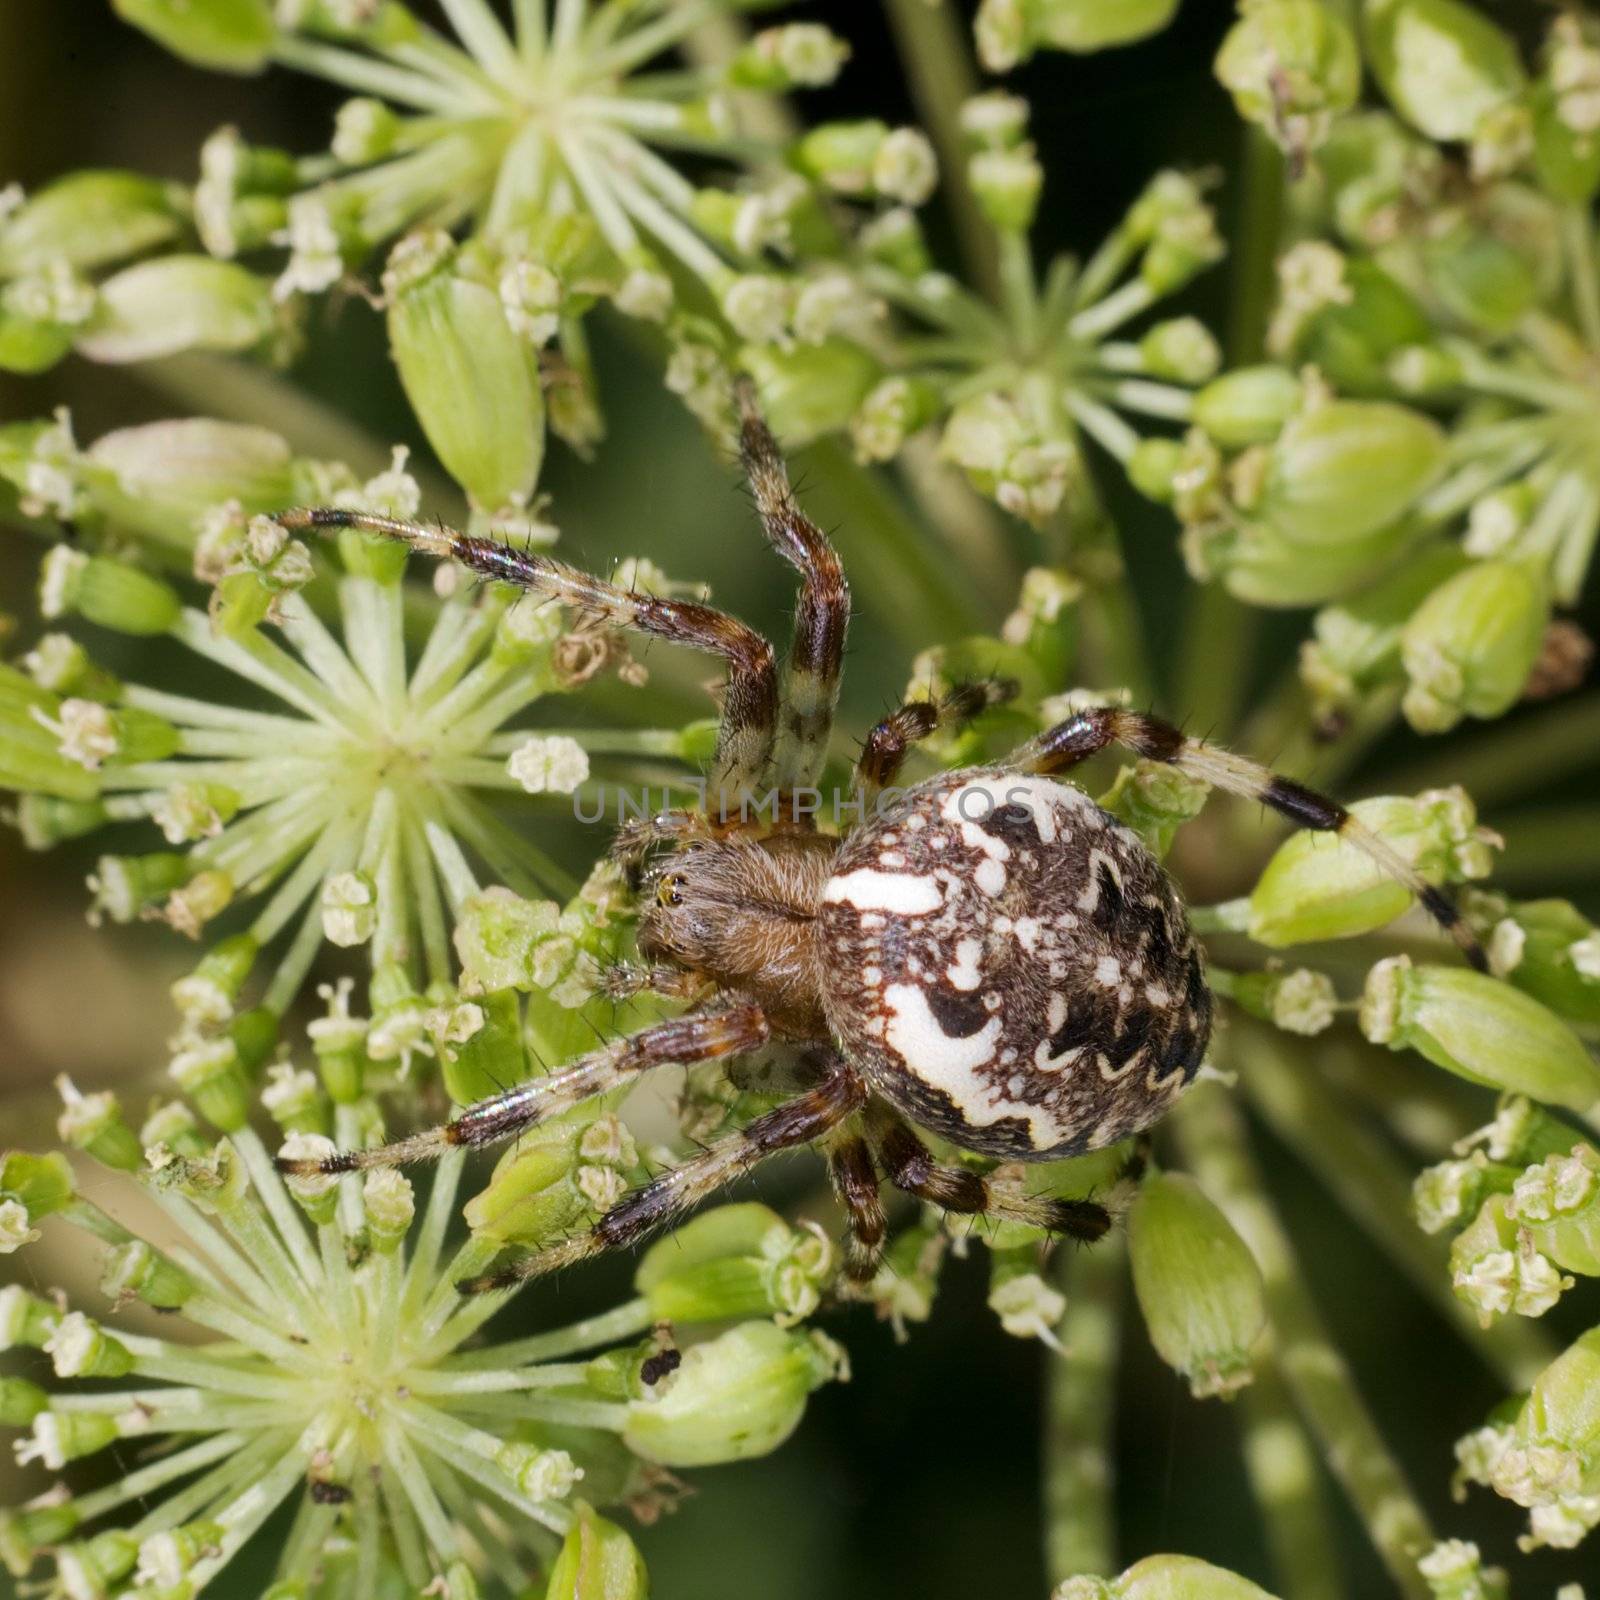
[657,875,683,907]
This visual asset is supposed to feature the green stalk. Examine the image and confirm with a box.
[1238,1021,1556,1390]
[1042,1232,1123,1586]
[1172,1082,1435,1600]
[1236,1357,1342,1600]
[881,0,1001,305]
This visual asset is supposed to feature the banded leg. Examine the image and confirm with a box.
[275,1005,770,1176]
[1010,705,1488,970]
[459,1061,868,1292]
[736,379,849,790]
[854,678,1019,808]
[823,1129,887,1282]
[867,1106,1112,1243]
[275,507,778,807]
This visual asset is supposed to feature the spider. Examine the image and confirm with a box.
[275,384,1486,1295]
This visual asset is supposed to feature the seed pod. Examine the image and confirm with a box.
[1480,897,1600,1027]
[453,887,563,992]
[101,1238,199,1310]
[0,171,185,277]
[1299,543,1470,725]
[1191,365,1301,447]
[1292,260,1432,394]
[0,1499,81,1578]
[1361,957,1600,1116]
[1363,0,1526,142]
[1201,517,1415,609]
[1056,1553,1281,1600]
[45,1311,134,1380]
[1215,0,1360,152]
[1399,559,1548,733]
[621,1321,846,1467]
[75,256,278,364]
[39,547,181,635]
[542,1504,648,1600]
[1129,1172,1266,1399]
[1510,1144,1600,1276]
[1261,400,1444,545]
[56,1077,143,1171]
[971,145,1045,230]
[1139,317,1221,384]
[384,231,544,511]
[112,0,276,71]
[850,375,941,463]
[1247,787,1496,948]
[1028,0,1181,54]
[636,1202,834,1327]
[1450,1192,1572,1323]
[1421,216,1540,335]
[83,418,295,546]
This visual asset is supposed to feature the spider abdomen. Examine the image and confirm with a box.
[819,767,1210,1161]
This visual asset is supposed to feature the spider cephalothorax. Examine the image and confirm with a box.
[275,383,1485,1294]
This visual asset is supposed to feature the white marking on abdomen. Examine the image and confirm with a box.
[825,869,943,914]
[946,938,983,990]
[883,983,1067,1148]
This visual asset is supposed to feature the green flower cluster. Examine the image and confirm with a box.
[1,1013,845,1596]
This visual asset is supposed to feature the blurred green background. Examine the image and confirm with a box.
[2,3,1596,1597]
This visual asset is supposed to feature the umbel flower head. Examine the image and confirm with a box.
[0,1023,845,1595]
[0,411,719,1050]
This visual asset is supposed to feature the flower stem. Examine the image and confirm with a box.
[881,0,1001,305]
[1172,1082,1436,1600]
[1042,1231,1123,1586]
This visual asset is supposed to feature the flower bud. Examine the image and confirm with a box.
[794,120,891,195]
[0,171,185,277]
[1215,1,1361,154]
[51,1528,139,1597]
[45,1311,134,1379]
[1222,966,1338,1036]
[987,1248,1066,1343]
[1361,957,1600,1116]
[141,1098,211,1159]
[55,1076,142,1170]
[1413,1150,1517,1236]
[1478,897,1600,1026]
[384,231,544,510]
[1260,400,1444,545]
[0,1499,81,1578]
[0,1284,59,1351]
[1532,18,1600,202]
[1420,215,1540,335]
[75,257,279,364]
[39,547,180,635]
[542,1504,648,1600]
[432,987,529,1106]
[1247,787,1496,947]
[1290,260,1432,394]
[0,1376,48,1426]
[279,1133,341,1223]
[858,207,931,277]
[362,1168,414,1251]
[1400,559,1547,733]
[1098,759,1210,858]
[320,869,376,947]
[636,1202,834,1327]
[1055,1554,1278,1600]
[1022,0,1181,57]
[465,1111,633,1248]
[739,339,880,448]
[1298,543,1470,724]
[1129,1172,1266,1399]
[729,24,850,90]
[1139,317,1221,384]
[112,0,276,72]
[621,1321,846,1466]
[1451,1192,1571,1324]
[850,375,940,463]
[1364,0,1526,142]
[970,144,1044,230]
[102,1238,200,1310]
[170,1035,254,1131]
[0,1149,74,1224]
[1509,1143,1600,1277]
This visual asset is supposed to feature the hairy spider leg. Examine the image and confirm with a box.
[853,678,1020,808]
[1009,705,1489,971]
[735,379,850,792]
[822,1127,888,1282]
[274,1005,770,1176]
[865,1104,1114,1242]
[459,1063,869,1292]
[274,507,779,809]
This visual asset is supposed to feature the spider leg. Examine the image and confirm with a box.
[608,808,714,870]
[735,379,849,791]
[597,962,715,1005]
[1008,704,1489,971]
[822,1128,887,1283]
[854,678,1019,809]
[458,1058,868,1292]
[275,508,778,809]
[275,1004,769,1176]
[866,1105,1112,1243]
